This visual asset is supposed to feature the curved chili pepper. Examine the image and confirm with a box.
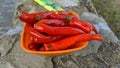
[19,10,55,25]
[86,23,98,34]
[28,43,43,51]
[27,24,64,43]
[28,43,37,51]
[19,10,79,25]
[40,34,104,51]
[34,23,85,36]
[69,18,98,33]
[50,13,78,20]
[74,19,98,34]
[30,29,64,43]
[37,19,68,26]
[19,10,38,25]
[19,10,28,15]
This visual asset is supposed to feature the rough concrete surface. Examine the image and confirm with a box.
[0,0,120,68]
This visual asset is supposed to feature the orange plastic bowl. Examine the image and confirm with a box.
[20,23,88,56]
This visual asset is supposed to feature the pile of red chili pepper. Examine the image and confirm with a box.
[19,10,104,51]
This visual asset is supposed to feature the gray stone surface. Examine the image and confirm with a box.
[0,0,120,68]
[0,35,53,68]
[0,0,16,34]
[52,0,79,7]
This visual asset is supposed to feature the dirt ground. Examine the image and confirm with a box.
[92,0,120,39]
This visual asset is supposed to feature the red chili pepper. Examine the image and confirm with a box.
[86,23,98,34]
[19,10,38,25]
[50,13,78,20]
[20,10,103,51]
[28,43,37,51]
[69,18,98,33]
[19,10,28,15]
[19,10,79,25]
[27,24,64,43]
[34,23,85,36]
[28,43,43,51]
[40,34,104,51]
[19,10,55,25]
[37,19,68,26]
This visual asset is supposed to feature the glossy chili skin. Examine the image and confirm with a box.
[28,43,43,51]
[19,10,55,25]
[19,10,103,51]
[19,10,79,25]
[41,34,104,51]
[27,24,64,43]
[69,18,98,33]
[37,19,68,26]
[34,23,85,36]
[88,23,98,34]
[50,13,78,20]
